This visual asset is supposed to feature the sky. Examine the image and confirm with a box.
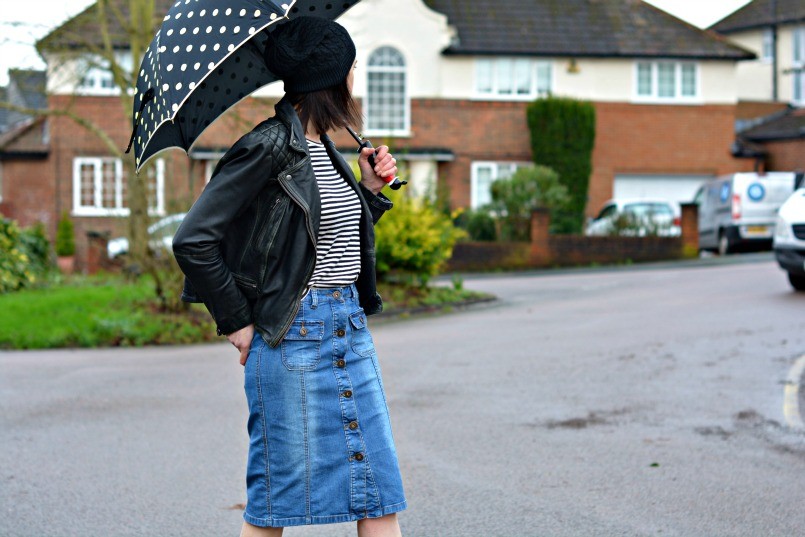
[0,0,754,86]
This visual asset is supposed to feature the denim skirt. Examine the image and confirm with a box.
[242,283,407,527]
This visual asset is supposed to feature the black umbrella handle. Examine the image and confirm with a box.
[347,128,407,191]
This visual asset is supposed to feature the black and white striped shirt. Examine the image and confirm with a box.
[307,140,362,288]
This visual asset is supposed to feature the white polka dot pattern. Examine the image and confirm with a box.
[130,0,362,172]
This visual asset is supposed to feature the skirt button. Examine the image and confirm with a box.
[336,329,346,337]
[354,452,364,461]
[342,390,353,398]
[348,421,358,430]
[333,290,341,299]
[336,359,346,368]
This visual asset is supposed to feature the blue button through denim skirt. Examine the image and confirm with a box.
[243,283,407,528]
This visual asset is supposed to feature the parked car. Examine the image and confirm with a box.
[773,188,805,292]
[585,199,681,237]
[693,172,799,255]
[107,213,187,259]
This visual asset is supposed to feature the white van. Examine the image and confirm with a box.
[773,188,805,292]
[693,172,801,255]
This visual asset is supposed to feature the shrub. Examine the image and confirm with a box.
[0,218,36,293]
[526,96,596,234]
[375,191,466,286]
[489,165,570,241]
[454,209,497,242]
[55,213,75,257]
[19,222,53,276]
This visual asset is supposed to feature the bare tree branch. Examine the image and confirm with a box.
[0,101,121,157]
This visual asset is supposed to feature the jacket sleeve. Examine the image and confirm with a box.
[358,183,394,225]
[172,129,276,336]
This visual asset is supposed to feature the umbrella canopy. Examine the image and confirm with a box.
[128,0,361,172]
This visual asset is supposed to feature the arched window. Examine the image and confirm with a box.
[366,46,408,134]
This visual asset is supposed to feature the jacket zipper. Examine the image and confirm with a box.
[270,156,318,347]
[254,196,283,249]
[278,157,317,249]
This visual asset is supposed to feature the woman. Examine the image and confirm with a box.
[172,17,406,537]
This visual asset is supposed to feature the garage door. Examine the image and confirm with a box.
[614,174,713,203]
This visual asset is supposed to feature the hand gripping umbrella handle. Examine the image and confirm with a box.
[347,127,407,191]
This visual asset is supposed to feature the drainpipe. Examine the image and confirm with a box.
[771,0,778,101]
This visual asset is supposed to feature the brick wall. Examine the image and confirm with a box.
[0,158,54,229]
[448,206,699,272]
[763,139,805,172]
[3,93,750,270]
[371,99,751,215]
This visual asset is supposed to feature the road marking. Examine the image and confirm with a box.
[783,354,805,430]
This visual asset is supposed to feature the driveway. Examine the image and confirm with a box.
[2,258,804,536]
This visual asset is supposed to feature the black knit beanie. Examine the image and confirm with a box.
[263,17,356,93]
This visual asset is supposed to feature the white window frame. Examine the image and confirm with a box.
[794,26,805,106]
[473,58,553,101]
[632,61,701,104]
[364,46,411,137]
[75,52,133,96]
[204,160,218,183]
[72,157,165,217]
[470,161,532,209]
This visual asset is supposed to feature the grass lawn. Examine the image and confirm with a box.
[0,274,492,350]
[0,275,216,349]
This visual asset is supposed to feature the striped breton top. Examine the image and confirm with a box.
[306,139,363,288]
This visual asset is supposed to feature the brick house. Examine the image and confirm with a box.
[0,0,759,269]
[0,70,49,223]
[710,0,805,171]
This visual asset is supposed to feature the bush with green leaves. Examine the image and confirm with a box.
[0,218,36,293]
[454,209,497,242]
[526,96,596,234]
[375,191,466,286]
[488,165,570,241]
[19,222,53,276]
[55,213,76,257]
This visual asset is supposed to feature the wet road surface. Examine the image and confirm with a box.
[2,258,804,536]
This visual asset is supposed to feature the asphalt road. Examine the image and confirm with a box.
[2,258,804,537]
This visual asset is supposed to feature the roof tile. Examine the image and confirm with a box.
[425,0,754,59]
[710,0,805,34]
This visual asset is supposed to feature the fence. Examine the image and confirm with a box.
[447,204,699,272]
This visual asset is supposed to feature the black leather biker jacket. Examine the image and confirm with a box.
[172,96,393,347]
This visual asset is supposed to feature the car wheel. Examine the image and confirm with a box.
[717,231,732,256]
[789,273,805,292]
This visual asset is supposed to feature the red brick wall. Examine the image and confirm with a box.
[0,158,55,229]
[764,139,805,172]
[4,93,753,270]
[369,99,752,215]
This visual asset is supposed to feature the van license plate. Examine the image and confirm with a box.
[745,225,769,236]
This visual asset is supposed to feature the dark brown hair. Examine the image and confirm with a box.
[287,79,362,137]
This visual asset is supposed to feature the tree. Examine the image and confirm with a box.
[0,0,184,309]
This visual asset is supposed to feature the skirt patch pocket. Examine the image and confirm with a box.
[349,309,375,357]
[281,320,324,371]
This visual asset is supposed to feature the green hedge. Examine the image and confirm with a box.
[526,97,596,234]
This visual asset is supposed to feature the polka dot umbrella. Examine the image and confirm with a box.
[126,0,362,172]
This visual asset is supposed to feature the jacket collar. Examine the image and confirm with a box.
[274,96,309,156]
